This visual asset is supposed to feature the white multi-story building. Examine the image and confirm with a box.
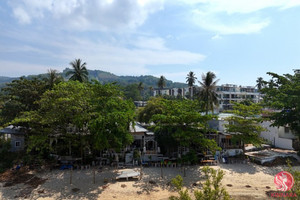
[216,84,260,111]
[153,87,190,97]
[152,84,261,111]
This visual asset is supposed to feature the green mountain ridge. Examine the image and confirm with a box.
[0,68,187,89]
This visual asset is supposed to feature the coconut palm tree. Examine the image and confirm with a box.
[186,71,197,99]
[45,69,63,89]
[157,75,166,95]
[66,59,89,82]
[256,77,264,91]
[198,71,219,115]
[138,82,144,98]
[149,86,154,96]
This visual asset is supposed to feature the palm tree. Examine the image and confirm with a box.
[149,86,154,96]
[138,82,144,98]
[198,71,219,115]
[66,59,89,82]
[186,71,197,99]
[157,75,166,95]
[256,77,264,91]
[45,69,63,89]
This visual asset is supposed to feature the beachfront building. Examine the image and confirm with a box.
[260,121,298,150]
[0,125,26,152]
[128,123,162,163]
[207,113,243,156]
[152,84,261,111]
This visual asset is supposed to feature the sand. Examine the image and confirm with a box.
[0,163,299,200]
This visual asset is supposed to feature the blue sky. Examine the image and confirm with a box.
[0,0,300,86]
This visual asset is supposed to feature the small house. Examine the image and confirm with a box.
[0,125,26,152]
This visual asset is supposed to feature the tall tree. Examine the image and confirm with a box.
[66,59,89,82]
[256,77,264,91]
[149,86,154,96]
[198,72,219,114]
[138,97,219,155]
[13,81,135,158]
[137,82,144,99]
[0,77,47,125]
[186,71,197,99]
[261,71,300,152]
[224,102,265,152]
[45,69,63,89]
[157,75,166,95]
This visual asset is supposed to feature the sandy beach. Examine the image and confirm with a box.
[0,163,299,200]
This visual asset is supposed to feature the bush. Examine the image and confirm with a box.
[0,138,14,173]
[285,160,300,199]
[182,150,198,165]
[169,167,232,200]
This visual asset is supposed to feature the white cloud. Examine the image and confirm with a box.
[57,36,205,76]
[12,7,31,24]
[178,0,300,34]
[211,34,222,40]
[9,0,164,31]
[0,26,205,77]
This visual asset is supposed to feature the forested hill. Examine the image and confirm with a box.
[63,68,186,88]
[0,68,187,89]
[0,76,18,88]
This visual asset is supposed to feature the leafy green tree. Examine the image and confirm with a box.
[261,71,300,152]
[157,75,166,95]
[138,97,219,155]
[186,71,197,99]
[198,72,219,114]
[13,81,135,159]
[122,83,141,100]
[66,58,89,82]
[89,82,135,151]
[0,77,48,125]
[224,102,265,152]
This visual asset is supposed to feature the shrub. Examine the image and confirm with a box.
[169,167,232,200]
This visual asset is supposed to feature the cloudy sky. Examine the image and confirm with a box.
[0,0,300,86]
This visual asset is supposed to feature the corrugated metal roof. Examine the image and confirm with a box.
[0,125,25,135]
[130,123,148,133]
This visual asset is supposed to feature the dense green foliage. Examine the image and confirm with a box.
[11,81,135,159]
[170,167,232,200]
[138,97,219,156]
[0,77,48,125]
[0,138,14,172]
[261,72,300,144]
[225,102,265,151]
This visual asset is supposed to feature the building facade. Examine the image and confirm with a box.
[153,84,261,111]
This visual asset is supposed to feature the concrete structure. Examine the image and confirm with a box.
[208,113,243,153]
[153,87,190,97]
[0,125,26,152]
[152,84,261,111]
[216,84,260,111]
[260,121,297,150]
[129,123,162,162]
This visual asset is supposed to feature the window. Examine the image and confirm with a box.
[15,141,21,147]
[284,127,290,134]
